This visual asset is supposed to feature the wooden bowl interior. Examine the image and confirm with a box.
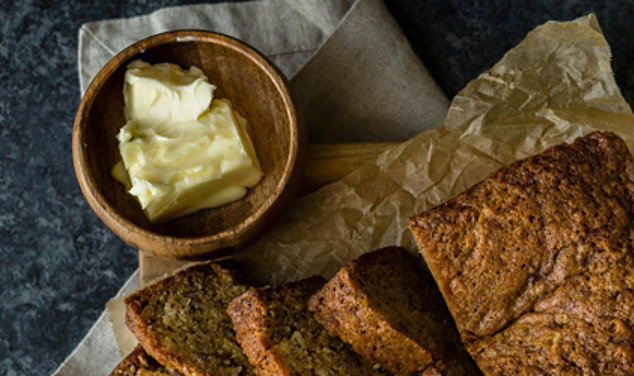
[82,38,292,238]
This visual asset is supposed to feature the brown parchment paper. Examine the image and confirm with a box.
[110,14,634,355]
[234,14,634,283]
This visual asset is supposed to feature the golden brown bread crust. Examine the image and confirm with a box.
[227,277,388,376]
[409,131,634,374]
[110,345,180,376]
[125,262,253,376]
[308,247,481,376]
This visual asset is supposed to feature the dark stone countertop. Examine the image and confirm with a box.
[1,0,633,374]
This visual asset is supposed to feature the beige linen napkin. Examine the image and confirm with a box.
[55,0,449,374]
[77,0,448,141]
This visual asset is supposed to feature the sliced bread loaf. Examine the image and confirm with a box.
[125,262,254,376]
[308,247,480,375]
[409,132,634,374]
[227,277,388,376]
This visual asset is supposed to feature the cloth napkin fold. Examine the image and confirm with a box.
[55,0,449,374]
[77,0,448,141]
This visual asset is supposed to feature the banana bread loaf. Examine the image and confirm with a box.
[110,345,180,376]
[125,262,254,376]
[308,247,480,375]
[409,131,634,374]
[227,277,388,376]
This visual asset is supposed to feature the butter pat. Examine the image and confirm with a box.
[113,60,262,223]
[124,60,214,126]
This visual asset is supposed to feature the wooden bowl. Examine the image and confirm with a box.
[73,30,301,260]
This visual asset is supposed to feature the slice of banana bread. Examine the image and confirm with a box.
[227,277,388,376]
[110,345,180,376]
[125,262,254,376]
[308,247,480,375]
[409,131,634,374]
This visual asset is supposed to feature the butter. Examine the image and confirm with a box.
[123,60,214,126]
[113,60,262,223]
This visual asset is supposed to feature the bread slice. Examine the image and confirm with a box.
[125,262,254,376]
[227,277,388,376]
[409,132,634,374]
[110,345,180,376]
[308,247,480,375]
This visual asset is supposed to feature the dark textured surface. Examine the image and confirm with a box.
[1,0,634,375]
